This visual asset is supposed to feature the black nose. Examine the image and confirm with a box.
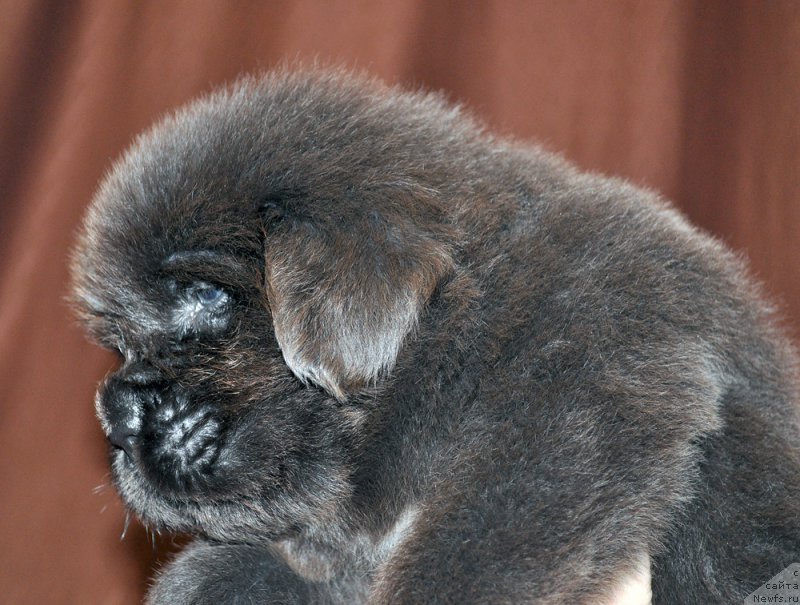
[101,360,164,459]
[108,425,137,458]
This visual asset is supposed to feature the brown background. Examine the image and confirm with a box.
[1,1,799,603]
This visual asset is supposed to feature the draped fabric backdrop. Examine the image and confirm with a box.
[1,2,798,603]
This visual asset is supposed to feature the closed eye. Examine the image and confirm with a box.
[194,283,225,305]
[172,281,232,337]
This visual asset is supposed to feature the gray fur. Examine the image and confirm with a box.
[71,68,800,604]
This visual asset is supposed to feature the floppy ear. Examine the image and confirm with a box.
[262,201,453,400]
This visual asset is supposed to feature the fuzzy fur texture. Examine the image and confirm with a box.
[71,69,800,604]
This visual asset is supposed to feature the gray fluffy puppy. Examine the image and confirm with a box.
[71,69,800,604]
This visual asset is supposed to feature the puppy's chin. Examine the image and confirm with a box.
[110,447,352,543]
[109,448,199,532]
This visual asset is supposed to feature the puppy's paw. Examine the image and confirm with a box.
[142,393,223,491]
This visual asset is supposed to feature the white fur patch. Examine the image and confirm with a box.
[377,506,419,559]
[603,553,651,605]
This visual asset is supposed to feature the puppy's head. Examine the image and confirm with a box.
[71,71,465,540]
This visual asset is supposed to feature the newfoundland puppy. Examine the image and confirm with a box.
[71,69,800,604]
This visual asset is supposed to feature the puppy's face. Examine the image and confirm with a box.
[71,72,459,541]
[73,184,359,541]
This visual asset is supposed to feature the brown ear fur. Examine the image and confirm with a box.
[264,193,454,400]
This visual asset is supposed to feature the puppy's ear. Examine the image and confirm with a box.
[262,199,453,400]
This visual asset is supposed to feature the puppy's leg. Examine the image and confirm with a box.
[369,401,680,604]
[369,489,657,605]
[147,540,317,605]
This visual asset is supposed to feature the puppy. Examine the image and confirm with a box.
[71,69,800,604]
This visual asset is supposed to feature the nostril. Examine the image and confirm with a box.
[108,426,137,458]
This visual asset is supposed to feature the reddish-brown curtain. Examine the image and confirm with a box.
[1,1,798,603]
